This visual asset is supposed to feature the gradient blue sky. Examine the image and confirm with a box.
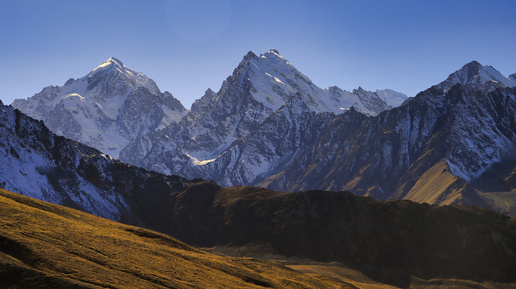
[1,0,516,108]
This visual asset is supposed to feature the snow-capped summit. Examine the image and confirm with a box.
[87,57,161,96]
[435,61,516,92]
[231,49,396,115]
[235,49,317,112]
[12,58,188,158]
[88,57,126,81]
[94,56,124,69]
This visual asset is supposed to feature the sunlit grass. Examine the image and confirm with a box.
[0,188,351,288]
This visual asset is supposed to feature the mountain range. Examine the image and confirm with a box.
[11,50,516,216]
[2,50,516,287]
[12,50,406,173]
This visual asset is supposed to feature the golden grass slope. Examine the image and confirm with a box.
[401,160,466,205]
[0,188,351,289]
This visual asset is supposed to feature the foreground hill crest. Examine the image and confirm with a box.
[0,188,353,288]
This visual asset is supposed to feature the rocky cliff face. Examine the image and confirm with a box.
[179,93,337,186]
[11,57,187,158]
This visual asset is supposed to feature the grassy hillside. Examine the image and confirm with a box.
[0,188,351,288]
[2,187,516,288]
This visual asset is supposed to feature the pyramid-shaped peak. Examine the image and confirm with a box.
[236,50,290,72]
[463,60,482,68]
[106,57,124,66]
[243,51,258,61]
[233,51,258,69]
[436,60,514,91]
[99,57,125,68]
[238,50,288,68]
[86,57,161,96]
[453,60,502,81]
[90,57,127,75]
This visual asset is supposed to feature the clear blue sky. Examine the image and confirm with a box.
[1,0,516,108]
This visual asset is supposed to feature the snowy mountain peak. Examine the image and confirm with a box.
[12,57,187,158]
[91,57,125,74]
[107,56,124,66]
[261,49,285,60]
[223,49,316,112]
[237,49,291,73]
[232,49,398,116]
[436,61,516,92]
[463,60,482,69]
[101,57,125,68]
[87,57,161,96]
[259,49,291,66]
[242,51,258,62]
[451,61,497,85]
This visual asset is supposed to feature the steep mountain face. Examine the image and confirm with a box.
[11,57,187,158]
[180,94,337,186]
[0,103,189,220]
[120,50,405,186]
[262,61,516,213]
